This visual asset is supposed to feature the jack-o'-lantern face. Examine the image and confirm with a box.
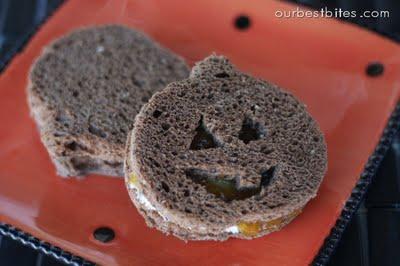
[131,56,327,217]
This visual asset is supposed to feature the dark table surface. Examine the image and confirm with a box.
[0,1,399,265]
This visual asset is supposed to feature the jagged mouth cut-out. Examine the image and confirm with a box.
[185,167,275,202]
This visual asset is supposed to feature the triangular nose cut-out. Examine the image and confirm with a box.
[190,116,219,150]
[238,117,265,144]
[260,166,275,187]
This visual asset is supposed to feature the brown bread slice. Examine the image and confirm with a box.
[28,25,189,177]
[125,55,327,241]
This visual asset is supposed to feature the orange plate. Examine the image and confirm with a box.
[0,0,399,265]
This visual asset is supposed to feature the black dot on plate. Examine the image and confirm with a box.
[93,227,115,243]
[366,62,384,77]
[234,15,251,30]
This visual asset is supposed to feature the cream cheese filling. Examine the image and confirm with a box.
[129,176,239,234]
[224,225,239,234]
[136,190,157,211]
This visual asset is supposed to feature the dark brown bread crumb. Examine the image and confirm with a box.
[126,55,327,240]
[28,25,189,177]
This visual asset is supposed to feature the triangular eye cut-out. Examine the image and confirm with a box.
[238,117,265,144]
[190,116,219,150]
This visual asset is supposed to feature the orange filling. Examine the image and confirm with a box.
[238,208,302,237]
[237,221,262,237]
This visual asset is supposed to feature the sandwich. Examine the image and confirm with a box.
[28,25,189,177]
[125,55,327,240]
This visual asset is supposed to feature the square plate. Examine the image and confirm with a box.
[0,0,399,265]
